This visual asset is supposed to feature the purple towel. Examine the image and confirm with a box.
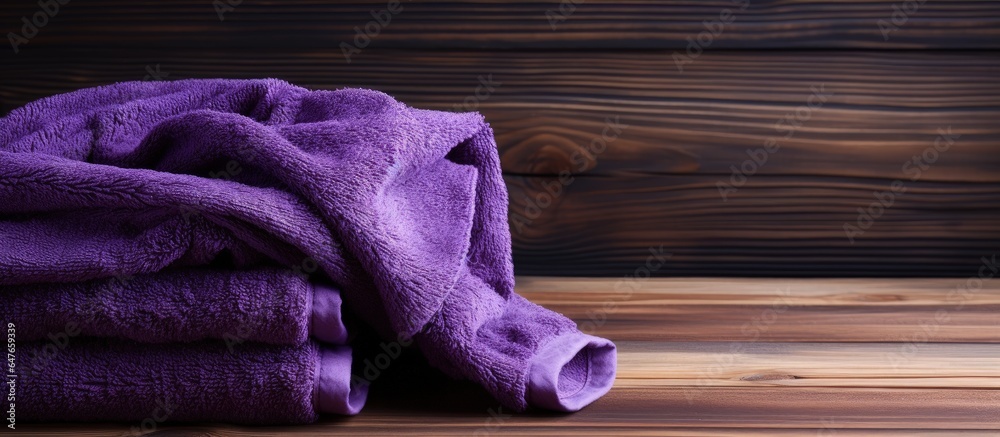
[18,339,367,424]
[0,79,617,413]
[1,268,348,345]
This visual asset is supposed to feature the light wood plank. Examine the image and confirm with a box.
[616,342,1000,388]
[518,277,1000,341]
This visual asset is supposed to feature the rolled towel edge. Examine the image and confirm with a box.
[526,332,617,412]
[315,346,368,415]
[311,283,349,344]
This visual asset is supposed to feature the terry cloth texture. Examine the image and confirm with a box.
[0,79,617,416]
[18,339,365,423]
[1,268,349,345]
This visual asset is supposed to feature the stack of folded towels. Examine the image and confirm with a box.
[0,79,617,424]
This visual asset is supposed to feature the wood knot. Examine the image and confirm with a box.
[501,131,595,174]
[740,373,798,381]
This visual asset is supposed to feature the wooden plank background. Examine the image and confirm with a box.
[2,2,999,277]
[1,1,1000,49]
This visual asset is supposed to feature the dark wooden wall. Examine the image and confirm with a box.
[2,1,999,276]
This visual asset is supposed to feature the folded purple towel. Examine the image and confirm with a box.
[19,339,367,424]
[0,79,617,413]
[1,268,348,345]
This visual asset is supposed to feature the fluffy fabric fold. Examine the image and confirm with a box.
[18,339,366,424]
[1,268,348,345]
[0,79,616,416]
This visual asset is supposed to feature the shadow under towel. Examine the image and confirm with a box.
[0,79,617,412]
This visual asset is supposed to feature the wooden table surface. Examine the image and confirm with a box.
[15,277,1000,436]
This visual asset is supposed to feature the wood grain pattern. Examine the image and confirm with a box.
[2,49,998,276]
[1,1,999,50]
[3,50,1000,180]
[518,277,1000,341]
[15,278,1000,435]
[506,174,1000,276]
[616,342,1000,388]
